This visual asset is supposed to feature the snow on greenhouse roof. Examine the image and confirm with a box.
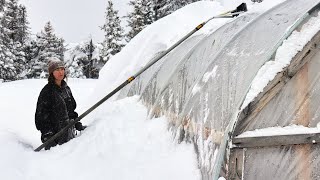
[241,11,320,110]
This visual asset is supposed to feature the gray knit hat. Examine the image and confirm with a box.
[48,57,65,74]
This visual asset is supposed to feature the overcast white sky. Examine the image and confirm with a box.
[20,0,131,44]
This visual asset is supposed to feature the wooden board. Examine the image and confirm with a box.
[232,132,320,148]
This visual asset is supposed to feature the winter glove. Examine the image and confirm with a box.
[41,131,54,142]
[41,131,58,150]
[75,122,86,131]
[69,112,79,120]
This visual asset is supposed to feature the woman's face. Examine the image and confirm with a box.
[53,67,65,81]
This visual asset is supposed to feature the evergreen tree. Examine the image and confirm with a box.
[126,0,154,42]
[82,39,96,78]
[15,4,30,79]
[66,39,100,79]
[2,0,19,43]
[27,21,65,78]
[0,0,29,81]
[23,39,39,78]
[16,5,29,45]
[100,0,124,62]
[0,0,12,81]
[126,0,198,41]
[65,44,86,78]
[152,0,168,20]
[1,1,30,45]
[0,39,16,81]
[0,0,5,12]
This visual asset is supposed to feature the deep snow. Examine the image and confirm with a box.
[0,79,200,180]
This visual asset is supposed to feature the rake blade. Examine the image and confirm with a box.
[230,3,247,17]
[233,3,247,13]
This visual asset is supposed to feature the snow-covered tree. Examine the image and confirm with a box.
[2,0,19,43]
[65,39,102,79]
[126,0,154,42]
[0,42,16,81]
[100,0,124,62]
[64,44,86,79]
[14,4,30,78]
[16,5,29,45]
[0,0,14,81]
[82,39,97,78]
[126,0,200,41]
[152,0,168,20]
[1,0,29,45]
[23,40,39,78]
[26,21,65,78]
[0,0,5,12]
[0,31,16,81]
[0,0,30,81]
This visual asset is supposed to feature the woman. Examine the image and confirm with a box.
[35,57,86,150]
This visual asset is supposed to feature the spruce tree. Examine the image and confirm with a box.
[126,0,196,41]
[2,0,19,43]
[0,37,16,81]
[0,0,31,80]
[27,21,65,78]
[1,1,30,45]
[65,44,86,78]
[17,5,29,45]
[0,0,19,81]
[0,0,8,81]
[66,39,100,79]
[100,0,124,62]
[0,0,5,12]
[24,40,39,78]
[152,0,168,20]
[126,0,154,42]
[82,39,95,78]
[15,4,30,79]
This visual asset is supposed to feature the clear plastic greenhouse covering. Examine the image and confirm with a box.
[119,0,320,179]
[236,43,320,179]
[235,51,320,134]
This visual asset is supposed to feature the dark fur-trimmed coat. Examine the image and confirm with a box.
[35,80,78,144]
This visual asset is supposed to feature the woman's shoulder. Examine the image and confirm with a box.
[40,83,54,95]
[62,81,72,90]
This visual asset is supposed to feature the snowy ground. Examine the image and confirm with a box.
[0,79,200,180]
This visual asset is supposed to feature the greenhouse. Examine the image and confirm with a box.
[118,0,320,179]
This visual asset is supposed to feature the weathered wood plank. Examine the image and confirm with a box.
[228,148,245,180]
[232,132,320,148]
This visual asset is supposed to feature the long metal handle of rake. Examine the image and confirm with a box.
[34,6,247,152]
